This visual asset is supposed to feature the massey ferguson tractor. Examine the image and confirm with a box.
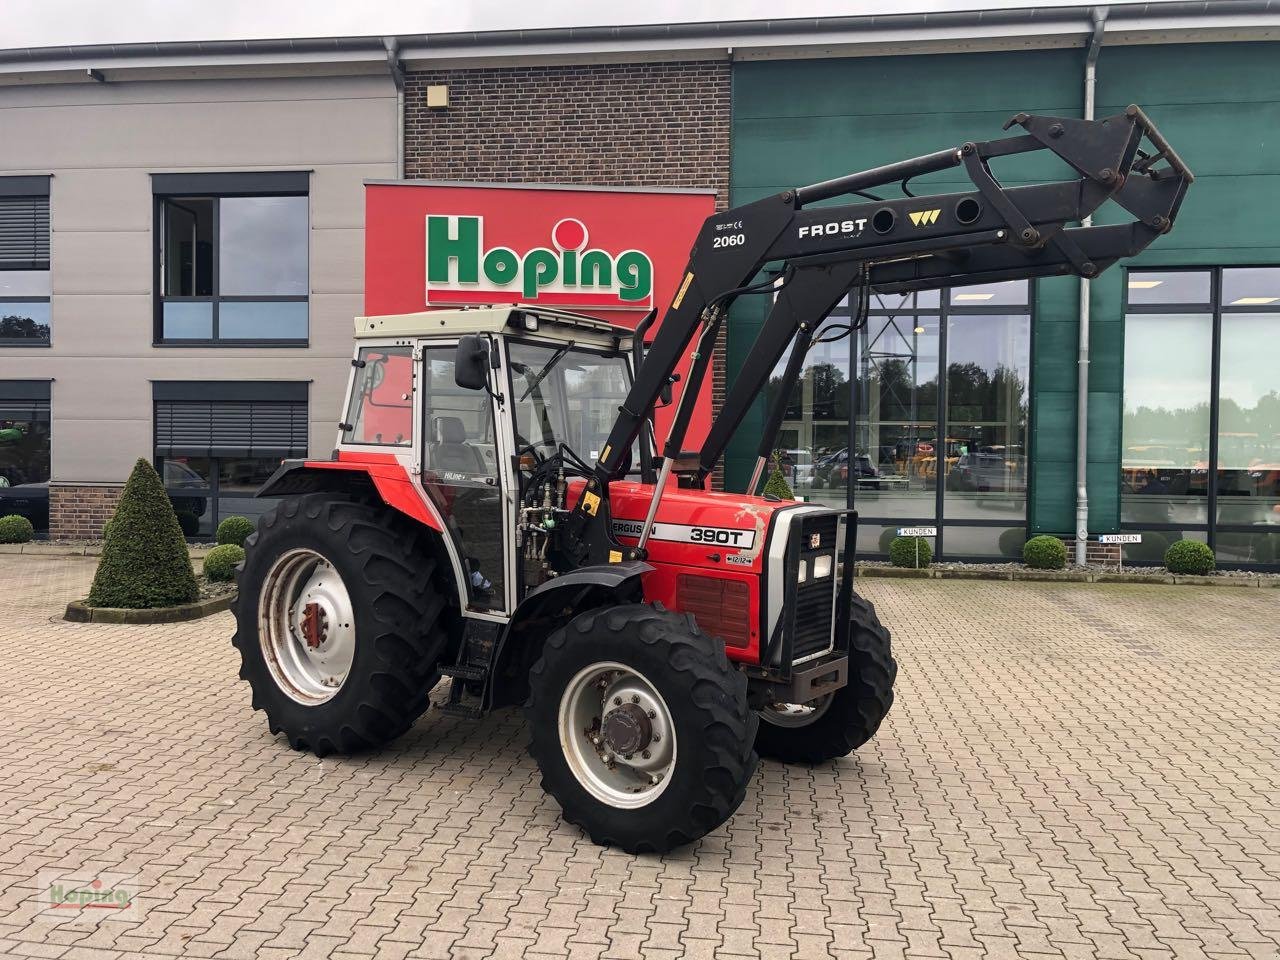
[232,106,1191,852]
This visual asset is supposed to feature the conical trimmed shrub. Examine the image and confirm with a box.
[762,457,795,501]
[87,458,199,609]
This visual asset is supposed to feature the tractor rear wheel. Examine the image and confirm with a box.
[755,592,896,764]
[232,495,458,756]
[526,604,758,853]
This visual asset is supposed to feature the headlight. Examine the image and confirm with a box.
[812,555,833,579]
[797,560,807,583]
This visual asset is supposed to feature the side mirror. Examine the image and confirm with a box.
[454,336,490,391]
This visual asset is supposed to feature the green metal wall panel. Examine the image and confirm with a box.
[727,40,1280,532]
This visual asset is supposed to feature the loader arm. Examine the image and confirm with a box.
[563,104,1192,565]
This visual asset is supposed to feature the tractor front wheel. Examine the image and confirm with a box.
[527,604,758,853]
[232,495,458,756]
[755,592,897,764]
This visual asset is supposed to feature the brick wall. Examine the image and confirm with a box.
[405,59,732,487]
[50,485,123,540]
[1059,537,1122,565]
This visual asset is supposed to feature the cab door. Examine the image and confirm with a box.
[417,344,511,614]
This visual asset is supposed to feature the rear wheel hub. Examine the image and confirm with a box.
[601,702,652,756]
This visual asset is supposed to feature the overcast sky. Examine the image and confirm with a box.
[4,0,1154,49]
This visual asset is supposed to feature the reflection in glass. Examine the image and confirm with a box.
[218,301,308,340]
[1215,313,1280,529]
[0,301,51,342]
[217,457,284,495]
[0,270,51,297]
[949,280,1028,306]
[1127,270,1211,305]
[162,301,214,339]
[943,525,1027,558]
[943,314,1030,520]
[1221,268,1280,307]
[161,197,214,297]
[1120,529,1207,564]
[219,196,308,296]
[853,314,940,518]
[1121,313,1212,524]
[0,400,51,533]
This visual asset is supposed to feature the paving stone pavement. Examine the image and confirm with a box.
[0,555,1276,960]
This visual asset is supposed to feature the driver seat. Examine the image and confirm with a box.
[430,416,486,475]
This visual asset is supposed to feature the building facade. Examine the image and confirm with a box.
[1,3,1277,567]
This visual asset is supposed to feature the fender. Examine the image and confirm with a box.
[485,561,654,710]
[257,457,444,533]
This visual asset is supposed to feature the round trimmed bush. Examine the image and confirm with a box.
[203,543,245,582]
[998,527,1026,558]
[1164,539,1214,575]
[1023,535,1067,570]
[889,535,932,569]
[0,514,35,544]
[87,458,198,609]
[216,515,254,547]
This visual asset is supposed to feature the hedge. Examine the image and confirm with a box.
[1164,539,1215,575]
[0,515,34,544]
[203,544,245,582]
[889,535,932,568]
[1023,535,1067,570]
[216,515,255,547]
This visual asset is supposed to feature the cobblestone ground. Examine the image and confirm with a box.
[0,556,1276,960]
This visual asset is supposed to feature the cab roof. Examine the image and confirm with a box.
[355,305,634,350]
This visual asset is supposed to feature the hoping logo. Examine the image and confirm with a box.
[425,215,654,309]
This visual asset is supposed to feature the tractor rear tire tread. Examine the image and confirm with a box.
[232,494,457,757]
[755,591,897,764]
[527,603,758,854]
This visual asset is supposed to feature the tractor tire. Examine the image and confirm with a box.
[232,495,458,757]
[755,592,896,764]
[527,603,758,854]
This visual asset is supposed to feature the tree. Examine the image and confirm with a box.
[87,459,199,609]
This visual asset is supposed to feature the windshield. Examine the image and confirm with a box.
[508,341,636,468]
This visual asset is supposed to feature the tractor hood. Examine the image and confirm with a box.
[605,480,810,573]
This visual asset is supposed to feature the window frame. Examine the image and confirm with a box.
[1121,265,1280,568]
[0,176,52,348]
[151,173,310,347]
[808,281,1036,562]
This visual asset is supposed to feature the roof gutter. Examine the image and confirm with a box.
[1075,5,1107,567]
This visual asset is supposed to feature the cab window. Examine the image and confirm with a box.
[341,346,413,446]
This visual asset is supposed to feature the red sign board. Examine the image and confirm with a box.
[364,181,718,445]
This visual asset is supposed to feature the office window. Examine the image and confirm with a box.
[0,177,51,346]
[153,381,308,538]
[1123,268,1280,567]
[153,172,308,344]
[0,381,51,534]
[769,280,1032,560]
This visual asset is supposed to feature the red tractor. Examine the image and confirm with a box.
[232,106,1191,852]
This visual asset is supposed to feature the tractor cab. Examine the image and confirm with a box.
[335,305,640,616]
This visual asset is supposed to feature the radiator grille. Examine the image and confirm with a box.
[790,514,839,661]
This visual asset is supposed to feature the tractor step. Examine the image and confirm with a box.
[437,701,484,720]
[439,663,487,682]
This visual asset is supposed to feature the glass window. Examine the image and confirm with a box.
[509,342,637,469]
[949,280,1028,307]
[218,196,308,296]
[1215,313,1280,528]
[421,348,505,611]
[157,192,308,343]
[854,314,940,518]
[0,302,52,344]
[1123,267,1280,567]
[944,314,1031,519]
[342,346,415,447]
[1121,313,1212,524]
[0,189,51,346]
[1127,271,1211,306]
[0,397,51,534]
[1222,267,1280,307]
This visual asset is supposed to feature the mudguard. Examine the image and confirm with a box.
[257,457,443,532]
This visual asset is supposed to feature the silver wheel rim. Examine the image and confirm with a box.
[257,548,356,705]
[557,661,677,809]
[761,694,834,729]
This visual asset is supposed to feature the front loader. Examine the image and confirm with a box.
[231,106,1191,852]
